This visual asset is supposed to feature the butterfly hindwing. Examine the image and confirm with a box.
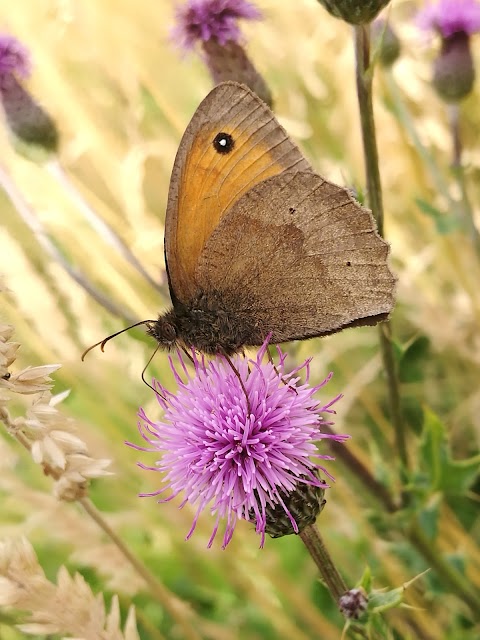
[194,171,396,343]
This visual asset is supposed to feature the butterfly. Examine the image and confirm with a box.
[145,81,395,356]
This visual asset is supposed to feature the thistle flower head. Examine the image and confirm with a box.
[172,0,261,50]
[416,0,480,38]
[417,0,480,101]
[130,340,348,549]
[0,34,31,90]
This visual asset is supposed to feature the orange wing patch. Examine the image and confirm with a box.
[174,123,289,296]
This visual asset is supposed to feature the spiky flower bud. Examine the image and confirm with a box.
[257,473,327,539]
[316,0,391,25]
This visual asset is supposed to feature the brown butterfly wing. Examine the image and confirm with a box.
[165,82,311,303]
[194,171,396,344]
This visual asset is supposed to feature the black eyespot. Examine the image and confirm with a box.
[2,372,11,380]
[289,207,296,214]
[213,132,234,154]
[346,260,352,267]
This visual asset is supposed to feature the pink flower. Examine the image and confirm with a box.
[416,0,480,38]
[172,0,261,50]
[129,340,348,549]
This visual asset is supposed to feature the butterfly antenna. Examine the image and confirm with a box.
[224,355,252,417]
[81,320,156,361]
[180,346,195,365]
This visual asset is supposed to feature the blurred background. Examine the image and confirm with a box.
[1,0,480,638]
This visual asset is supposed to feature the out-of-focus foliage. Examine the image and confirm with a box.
[1,1,480,639]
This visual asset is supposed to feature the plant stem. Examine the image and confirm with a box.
[353,24,409,475]
[79,498,203,640]
[46,159,162,291]
[299,523,347,601]
[0,163,137,324]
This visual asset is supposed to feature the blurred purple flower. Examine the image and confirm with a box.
[0,34,31,90]
[416,0,480,38]
[129,340,347,549]
[172,0,261,50]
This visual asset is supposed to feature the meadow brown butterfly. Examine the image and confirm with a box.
[145,82,395,356]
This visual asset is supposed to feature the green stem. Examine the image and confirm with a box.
[299,524,347,601]
[353,24,409,474]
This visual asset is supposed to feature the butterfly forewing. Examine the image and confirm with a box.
[165,82,311,303]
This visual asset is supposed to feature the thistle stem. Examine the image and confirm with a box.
[299,523,347,601]
[353,24,409,475]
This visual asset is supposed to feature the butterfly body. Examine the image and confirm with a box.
[149,83,396,355]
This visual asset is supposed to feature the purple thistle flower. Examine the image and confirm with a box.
[129,340,348,549]
[416,0,480,38]
[417,0,480,102]
[172,0,261,50]
[0,34,31,90]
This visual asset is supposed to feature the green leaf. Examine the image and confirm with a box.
[417,496,441,539]
[420,408,480,494]
[416,198,460,234]
[399,335,430,383]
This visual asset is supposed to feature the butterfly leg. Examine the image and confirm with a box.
[224,354,252,417]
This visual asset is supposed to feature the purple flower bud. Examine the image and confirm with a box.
[417,0,480,102]
[172,0,261,50]
[172,0,271,106]
[0,34,58,159]
[129,339,348,549]
[339,587,368,619]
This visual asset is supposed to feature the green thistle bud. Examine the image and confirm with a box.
[251,473,327,539]
[316,0,391,25]
[372,19,401,67]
